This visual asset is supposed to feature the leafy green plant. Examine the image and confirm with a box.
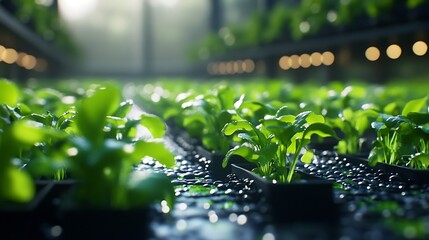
[180,85,237,154]
[329,107,378,154]
[0,79,66,203]
[223,106,337,183]
[369,97,429,168]
[66,83,175,209]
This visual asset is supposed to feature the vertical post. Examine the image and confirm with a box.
[209,0,222,32]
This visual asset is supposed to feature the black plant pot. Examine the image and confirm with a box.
[0,181,54,240]
[58,184,151,240]
[36,179,76,224]
[60,206,151,240]
[231,164,338,223]
[197,146,251,180]
[342,155,429,184]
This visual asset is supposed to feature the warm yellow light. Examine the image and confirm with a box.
[232,61,240,73]
[310,52,322,66]
[226,61,234,74]
[289,55,300,69]
[0,45,5,62]
[218,62,226,75]
[299,54,311,68]
[365,46,380,61]
[234,60,243,73]
[22,55,37,69]
[279,56,290,70]
[322,51,335,66]
[386,44,402,59]
[16,52,27,66]
[413,41,428,56]
[243,59,255,73]
[2,48,18,64]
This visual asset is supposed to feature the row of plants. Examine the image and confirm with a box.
[131,78,429,184]
[0,79,175,238]
[0,0,77,55]
[193,0,429,59]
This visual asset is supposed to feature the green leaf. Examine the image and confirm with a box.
[294,111,312,127]
[216,85,235,109]
[278,115,295,123]
[258,143,278,166]
[127,172,175,209]
[237,101,269,123]
[383,102,400,115]
[0,166,35,203]
[303,123,338,139]
[0,79,19,106]
[409,153,429,169]
[263,119,295,146]
[368,146,384,166]
[385,115,410,129]
[237,133,256,145]
[233,94,245,109]
[113,100,133,118]
[336,140,347,154]
[275,106,291,117]
[106,116,127,128]
[371,121,386,132]
[301,150,314,164]
[218,110,233,128]
[133,140,175,168]
[222,120,254,136]
[75,85,121,143]
[22,113,51,126]
[12,120,46,145]
[140,113,166,138]
[402,97,427,116]
[183,112,206,128]
[341,108,353,121]
[163,108,180,120]
[398,122,415,135]
[305,112,325,124]
[223,145,257,168]
[407,112,429,125]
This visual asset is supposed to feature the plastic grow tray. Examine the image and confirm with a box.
[231,164,338,223]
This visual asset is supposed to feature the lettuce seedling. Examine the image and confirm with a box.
[180,85,237,154]
[369,97,429,168]
[0,79,63,203]
[0,111,64,203]
[329,107,378,154]
[67,84,175,209]
[223,107,337,183]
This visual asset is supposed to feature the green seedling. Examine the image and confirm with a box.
[223,106,337,183]
[180,85,237,154]
[329,107,378,154]
[369,96,429,168]
[67,83,175,209]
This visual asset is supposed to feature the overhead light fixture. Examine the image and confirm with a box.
[386,44,402,59]
[365,46,380,61]
[412,41,428,56]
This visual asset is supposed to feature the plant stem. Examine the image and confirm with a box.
[286,140,303,183]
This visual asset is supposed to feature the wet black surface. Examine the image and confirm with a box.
[133,135,429,240]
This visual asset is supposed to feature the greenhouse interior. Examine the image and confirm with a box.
[2,0,429,239]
